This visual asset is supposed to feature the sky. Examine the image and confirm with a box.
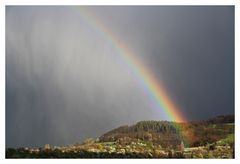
[6,6,234,148]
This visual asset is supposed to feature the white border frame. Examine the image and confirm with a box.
[1,0,239,164]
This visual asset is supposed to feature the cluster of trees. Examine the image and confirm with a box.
[99,116,234,148]
[102,121,180,134]
[133,121,179,133]
[206,115,234,124]
[181,122,234,147]
[6,148,172,158]
[6,115,234,158]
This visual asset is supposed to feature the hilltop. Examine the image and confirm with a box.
[99,115,234,148]
[6,115,234,158]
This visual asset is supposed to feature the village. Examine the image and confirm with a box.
[6,136,234,158]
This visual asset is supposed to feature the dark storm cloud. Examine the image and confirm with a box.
[6,6,234,148]
[87,6,234,120]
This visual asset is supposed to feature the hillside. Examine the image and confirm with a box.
[99,115,234,148]
[206,115,234,124]
[6,115,234,158]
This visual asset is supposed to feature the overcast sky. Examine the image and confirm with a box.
[6,6,234,148]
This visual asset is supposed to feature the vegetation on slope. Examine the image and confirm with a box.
[6,115,234,158]
[99,115,234,148]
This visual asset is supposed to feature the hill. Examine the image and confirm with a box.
[99,115,234,148]
[206,115,234,124]
[6,115,234,158]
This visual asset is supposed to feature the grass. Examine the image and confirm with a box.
[216,134,234,147]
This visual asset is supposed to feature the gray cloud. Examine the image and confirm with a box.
[6,6,234,148]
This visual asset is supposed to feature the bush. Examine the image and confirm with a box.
[83,138,95,145]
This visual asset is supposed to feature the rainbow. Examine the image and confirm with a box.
[71,6,190,146]
[71,7,187,123]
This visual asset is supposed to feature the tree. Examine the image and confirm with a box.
[83,138,95,144]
